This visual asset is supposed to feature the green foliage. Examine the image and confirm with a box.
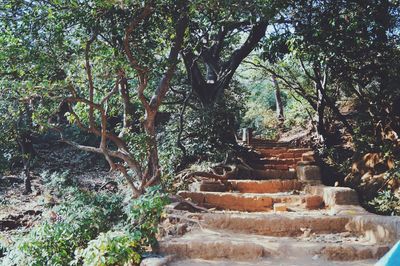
[124,132,151,169]
[125,185,169,248]
[369,190,400,216]
[240,68,312,139]
[0,181,171,266]
[41,170,76,195]
[158,82,246,166]
[1,189,125,266]
[73,231,141,266]
[369,161,400,215]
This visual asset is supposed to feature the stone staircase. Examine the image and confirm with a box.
[155,140,400,266]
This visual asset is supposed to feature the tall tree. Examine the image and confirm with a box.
[288,0,400,139]
[182,0,287,107]
[1,0,188,196]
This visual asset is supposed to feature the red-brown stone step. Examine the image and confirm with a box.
[241,169,296,180]
[178,191,323,212]
[201,212,351,236]
[178,191,274,212]
[160,229,390,262]
[276,152,297,159]
[263,165,291,170]
[229,180,303,193]
[264,158,297,165]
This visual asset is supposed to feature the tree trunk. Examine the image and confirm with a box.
[143,111,160,187]
[272,74,284,130]
[19,133,33,194]
[316,87,327,144]
[18,101,35,194]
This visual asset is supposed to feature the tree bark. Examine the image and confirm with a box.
[271,74,284,129]
[18,101,35,194]
[183,21,268,107]
[316,86,327,144]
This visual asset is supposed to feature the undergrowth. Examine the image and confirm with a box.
[0,171,169,266]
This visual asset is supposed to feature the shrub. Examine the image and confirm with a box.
[41,170,76,196]
[125,185,169,248]
[73,231,141,266]
[369,190,400,216]
[1,190,125,266]
[73,186,169,265]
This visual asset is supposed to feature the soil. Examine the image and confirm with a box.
[0,141,112,239]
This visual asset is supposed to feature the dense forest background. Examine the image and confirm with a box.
[1,0,400,265]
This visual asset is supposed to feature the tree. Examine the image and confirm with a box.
[182,1,287,108]
[1,0,188,197]
[61,2,188,196]
[287,0,400,141]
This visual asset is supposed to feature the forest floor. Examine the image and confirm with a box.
[0,141,111,241]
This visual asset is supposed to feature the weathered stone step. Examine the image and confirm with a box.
[160,230,389,261]
[248,160,295,167]
[178,191,323,212]
[260,164,292,170]
[229,179,303,193]
[248,157,300,164]
[250,140,291,148]
[264,158,299,164]
[200,212,349,236]
[256,148,313,158]
[168,258,378,266]
[237,169,296,180]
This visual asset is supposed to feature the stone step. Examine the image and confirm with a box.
[178,191,323,212]
[251,164,294,171]
[250,140,291,148]
[249,160,300,169]
[256,148,313,157]
[169,258,378,266]
[200,212,349,236]
[229,179,304,193]
[264,158,299,164]
[256,148,289,156]
[159,230,389,261]
[276,152,299,159]
[262,164,292,170]
[237,169,296,180]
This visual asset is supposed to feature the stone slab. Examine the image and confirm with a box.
[230,179,303,193]
[306,186,359,206]
[296,165,321,181]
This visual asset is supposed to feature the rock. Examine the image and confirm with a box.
[199,180,228,192]
[178,191,274,212]
[176,223,188,235]
[305,195,324,210]
[273,203,288,212]
[140,256,174,266]
[230,180,303,193]
[301,227,312,237]
[167,201,207,213]
[296,165,321,181]
[302,151,316,162]
[320,245,389,261]
[306,186,359,207]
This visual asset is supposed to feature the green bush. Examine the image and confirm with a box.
[0,185,171,266]
[1,190,125,266]
[73,231,141,266]
[369,190,400,216]
[41,170,76,196]
[125,186,169,248]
